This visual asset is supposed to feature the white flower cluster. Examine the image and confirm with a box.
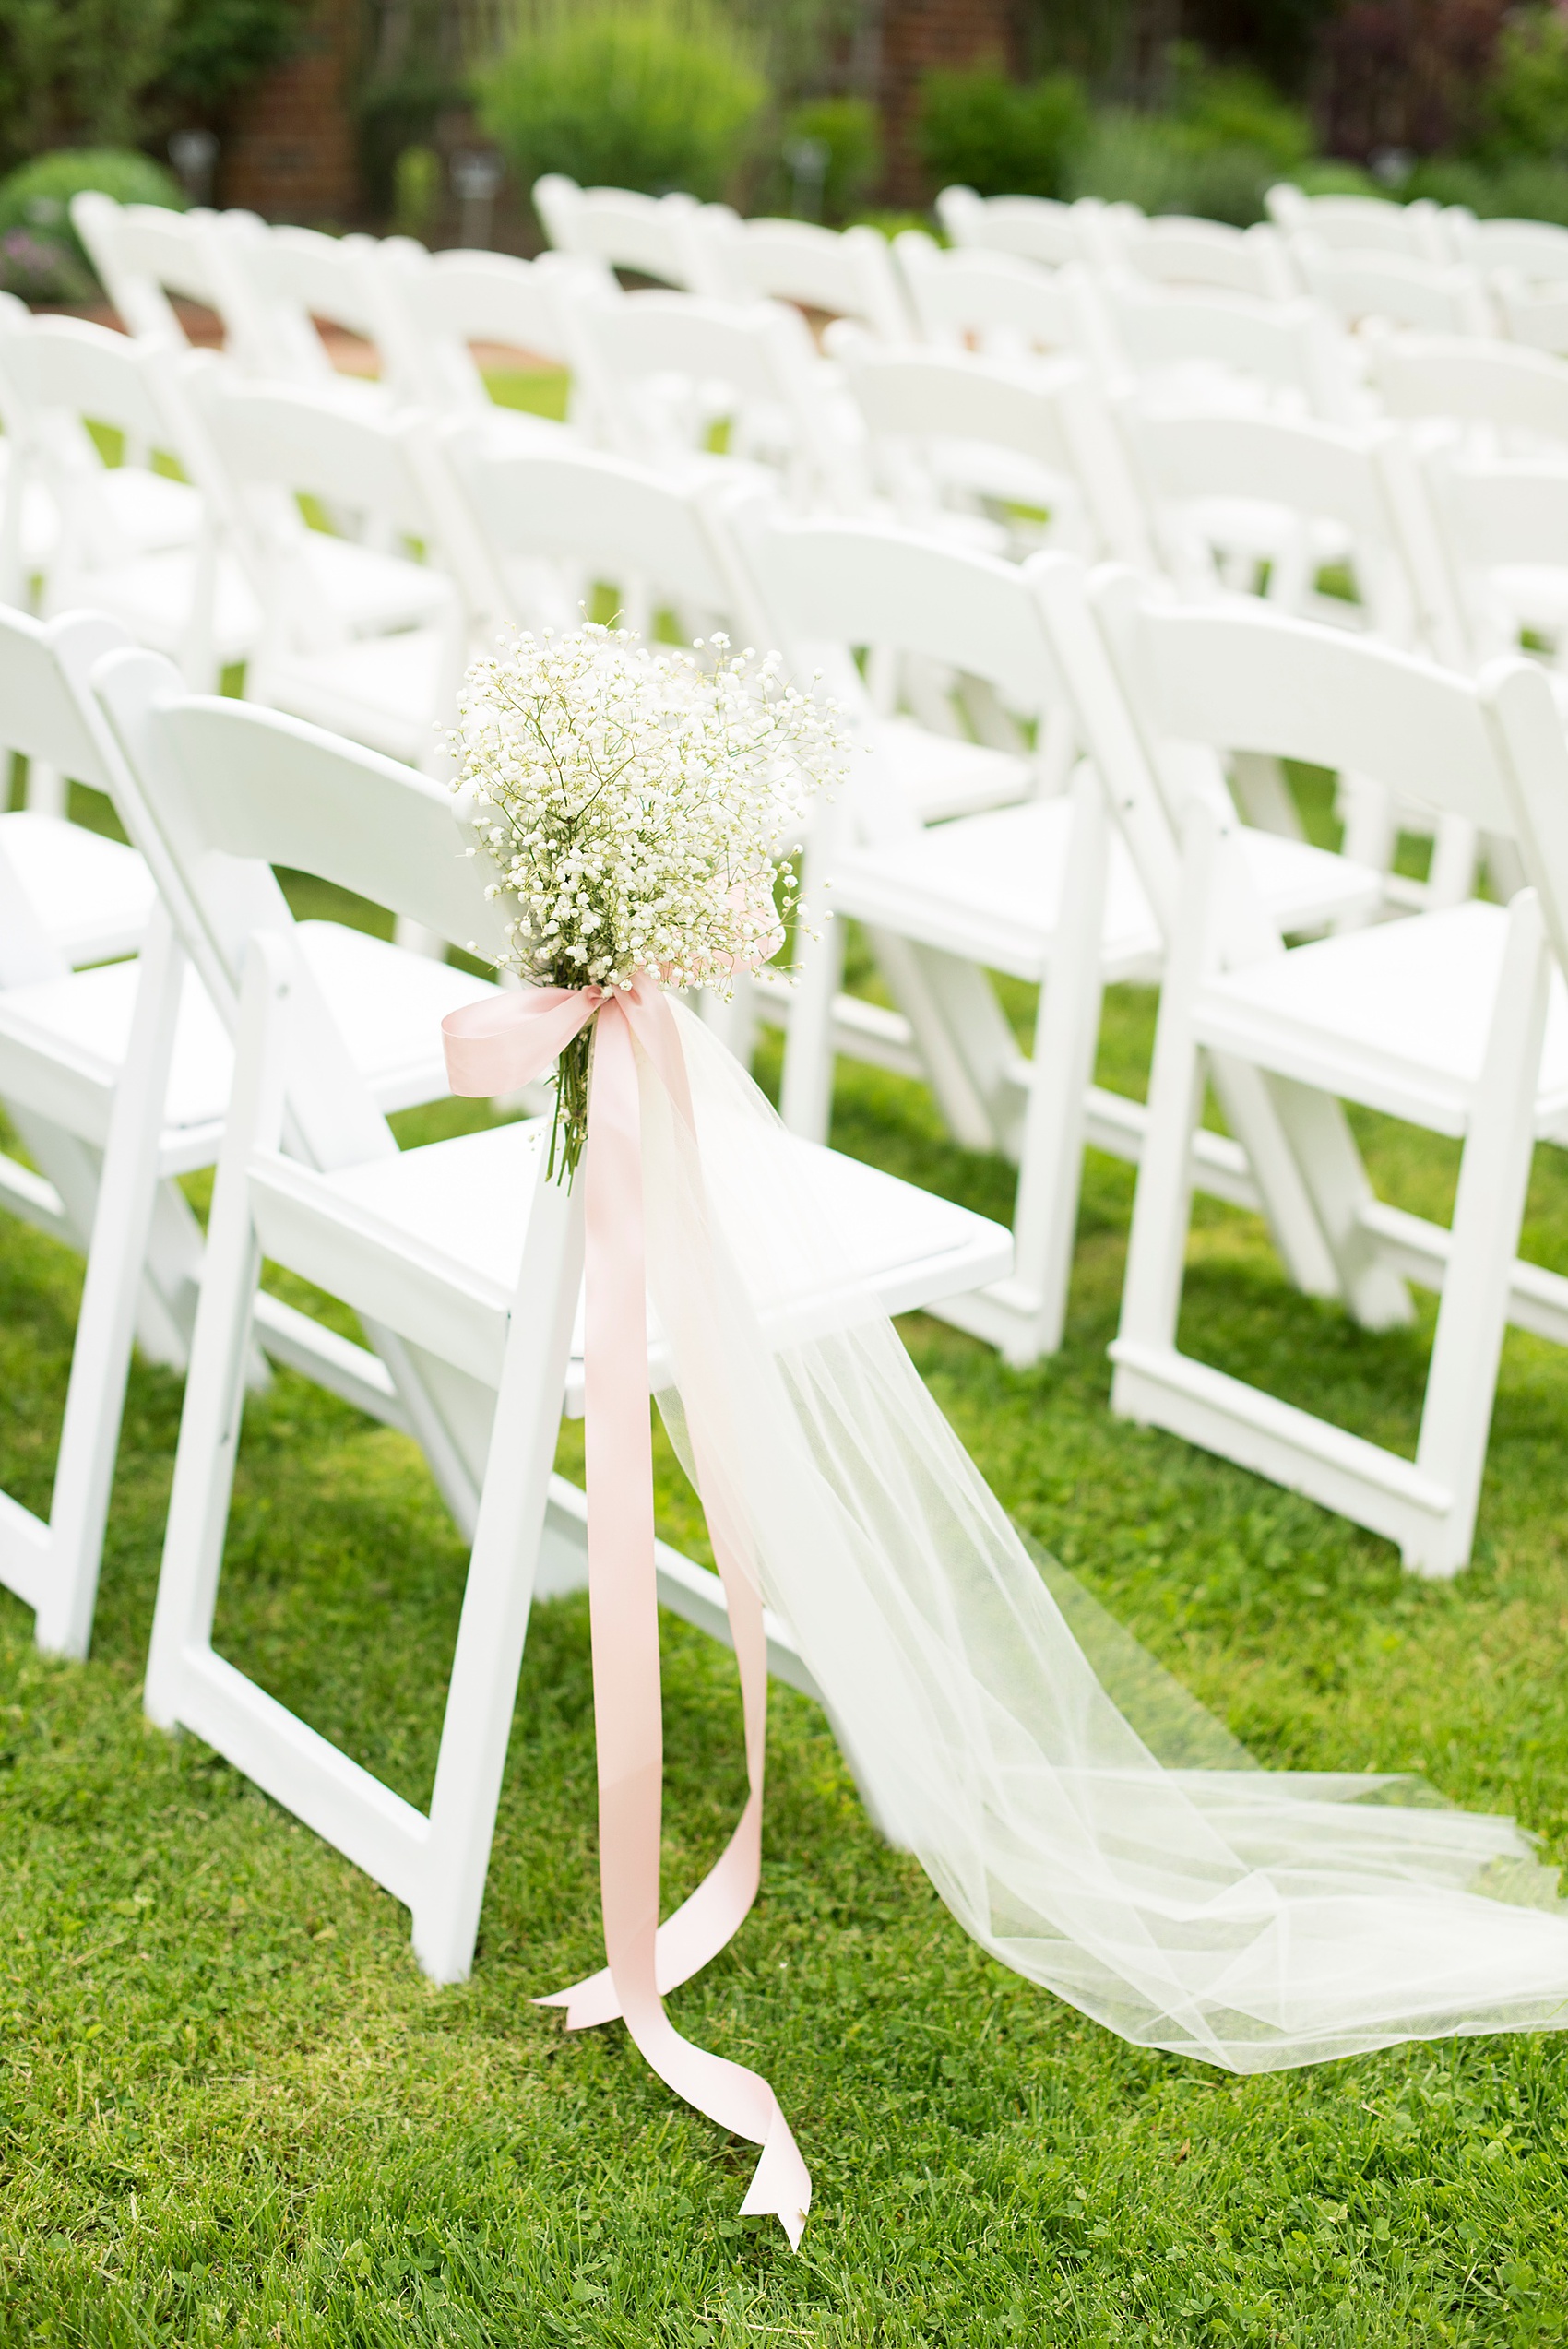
[452,623,844,994]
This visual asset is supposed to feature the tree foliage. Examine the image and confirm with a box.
[0,0,306,172]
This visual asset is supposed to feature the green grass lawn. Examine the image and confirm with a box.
[6,806,1568,2329]
[6,910,1568,2344]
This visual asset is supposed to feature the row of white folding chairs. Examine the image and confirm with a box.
[725,513,1568,1584]
[536,172,1568,356]
[67,182,1562,508]
[54,182,1432,445]
[6,521,1563,1809]
[10,282,1568,953]
[0,596,1010,1975]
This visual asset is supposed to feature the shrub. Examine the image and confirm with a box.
[478,0,767,206]
[158,0,306,110]
[1408,150,1568,227]
[1169,53,1311,172]
[0,147,184,302]
[916,63,1089,201]
[1069,54,1313,228]
[0,0,304,172]
[1471,6,1568,167]
[392,144,442,240]
[783,94,880,221]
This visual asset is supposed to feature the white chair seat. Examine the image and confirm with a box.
[51,548,261,667]
[257,627,454,764]
[829,799,1383,983]
[1194,897,1568,1138]
[873,715,1032,822]
[0,922,501,1167]
[98,466,203,553]
[250,1113,1016,1394]
[303,535,457,638]
[0,811,157,965]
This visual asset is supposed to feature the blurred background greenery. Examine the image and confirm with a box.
[8,0,1568,297]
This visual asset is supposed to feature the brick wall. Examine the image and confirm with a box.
[878,0,1026,206]
[219,0,362,223]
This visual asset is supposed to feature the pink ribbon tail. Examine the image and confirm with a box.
[443,976,809,2245]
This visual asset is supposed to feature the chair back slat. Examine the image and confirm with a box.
[1370,331,1568,445]
[0,607,119,788]
[94,647,508,971]
[1,313,173,448]
[1096,578,1509,834]
[445,433,742,618]
[190,371,434,535]
[731,499,1061,718]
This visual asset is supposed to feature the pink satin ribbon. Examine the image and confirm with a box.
[442,976,811,2247]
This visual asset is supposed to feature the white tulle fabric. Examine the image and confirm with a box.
[637,1001,1568,2074]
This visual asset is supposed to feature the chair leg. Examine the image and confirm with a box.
[1408,890,1551,1576]
[1114,810,1218,1370]
[23,761,65,820]
[145,936,291,1728]
[1262,1074,1413,1331]
[33,914,187,1657]
[871,931,1011,1154]
[1004,765,1108,1363]
[413,1174,586,1983]
[779,900,845,1144]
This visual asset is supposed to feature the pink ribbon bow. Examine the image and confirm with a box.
[442,976,811,2247]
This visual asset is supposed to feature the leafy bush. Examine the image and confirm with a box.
[0,148,184,302]
[159,0,306,110]
[1470,6,1568,167]
[916,63,1089,201]
[479,0,767,206]
[1408,151,1568,228]
[1069,56,1312,228]
[0,0,304,172]
[1169,52,1312,173]
[392,145,442,240]
[783,94,880,221]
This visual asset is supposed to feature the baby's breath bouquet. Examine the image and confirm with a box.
[452,623,845,1180]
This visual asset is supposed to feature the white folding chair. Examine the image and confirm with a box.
[1094,576,1568,1574]
[830,334,1151,567]
[1443,215,1568,285]
[1111,215,1297,302]
[892,231,1118,372]
[731,504,1384,1362]
[0,608,497,1658]
[441,423,758,638]
[372,239,595,445]
[441,431,1034,831]
[696,212,912,339]
[1113,397,1437,640]
[532,172,711,290]
[1368,329,1568,453]
[183,364,484,777]
[68,193,275,374]
[91,647,1012,1978]
[1095,276,1360,423]
[935,185,1126,269]
[208,216,400,409]
[1265,184,1451,263]
[1294,240,1494,339]
[1493,268,1568,360]
[0,306,260,707]
[559,280,861,510]
[1420,442,1568,691]
[1115,396,1476,902]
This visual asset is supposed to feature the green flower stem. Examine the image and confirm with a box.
[548,1018,594,1188]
